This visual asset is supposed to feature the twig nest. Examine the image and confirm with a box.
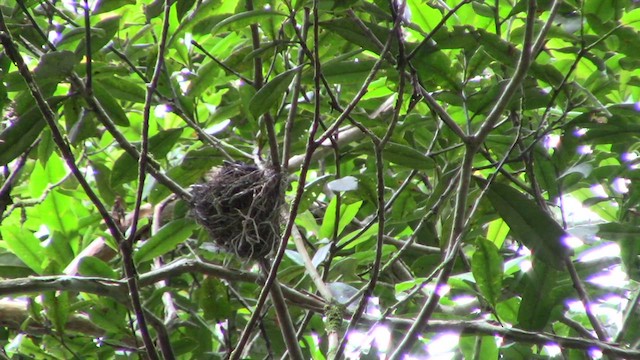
[190,162,283,260]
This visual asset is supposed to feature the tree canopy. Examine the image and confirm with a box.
[2,0,640,358]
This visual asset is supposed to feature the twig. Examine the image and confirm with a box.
[282,8,309,169]
[190,40,254,86]
[259,260,304,359]
[291,225,333,301]
[246,0,280,171]
[83,0,92,96]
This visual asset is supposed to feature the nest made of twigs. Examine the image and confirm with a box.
[190,162,284,260]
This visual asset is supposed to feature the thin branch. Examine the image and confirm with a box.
[259,260,304,360]
[190,40,254,86]
[83,0,92,96]
[246,0,280,170]
[282,8,309,169]
[473,0,538,143]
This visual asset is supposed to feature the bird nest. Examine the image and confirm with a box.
[190,162,284,260]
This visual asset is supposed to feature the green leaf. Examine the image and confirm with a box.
[248,65,302,118]
[471,237,503,306]
[0,96,65,166]
[33,51,77,83]
[135,219,197,263]
[319,199,363,239]
[42,291,70,333]
[477,177,572,270]
[320,18,394,54]
[384,142,435,170]
[486,218,509,249]
[111,128,183,186]
[78,256,119,279]
[197,277,232,320]
[338,223,378,250]
[92,0,136,13]
[305,59,380,85]
[1,225,44,274]
[99,77,147,103]
[517,261,561,330]
[177,0,197,20]
[41,190,77,236]
[0,252,36,278]
[93,83,129,126]
[75,16,121,56]
[211,10,287,35]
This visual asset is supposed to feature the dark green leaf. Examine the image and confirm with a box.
[0,96,65,166]
[34,51,77,82]
[210,10,287,35]
[249,65,302,118]
[93,83,130,126]
[477,177,572,270]
[42,291,70,333]
[110,128,183,186]
[75,16,121,56]
[92,0,136,14]
[384,142,435,170]
[177,0,197,20]
[99,77,147,103]
[518,261,561,330]
[320,18,394,54]
[471,237,503,306]
[197,277,232,320]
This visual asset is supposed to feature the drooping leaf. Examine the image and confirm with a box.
[384,142,435,170]
[518,261,561,330]
[0,97,65,166]
[248,65,302,118]
[471,237,503,306]
[477,177,572,270]
[93,83,130,126]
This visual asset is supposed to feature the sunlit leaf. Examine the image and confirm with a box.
[1,225,44,275]
[134,219,197,263]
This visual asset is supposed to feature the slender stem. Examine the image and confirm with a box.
[83,0,92,96]
[282,8,309,169]
[246,0,280,170]
[259,260,304,359]
[190,40,254,85]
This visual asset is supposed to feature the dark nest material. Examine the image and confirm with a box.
[190,162,284,260]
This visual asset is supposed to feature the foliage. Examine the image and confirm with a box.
[1,0,640,358]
